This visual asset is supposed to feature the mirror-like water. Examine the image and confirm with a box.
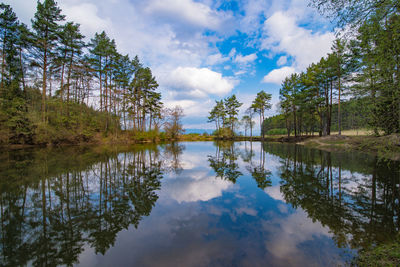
[1,142,399,266]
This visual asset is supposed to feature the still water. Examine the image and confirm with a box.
[1,142,399,266]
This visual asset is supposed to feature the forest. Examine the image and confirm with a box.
[2,0,400,146]
[274,0,400,137]
[209,0,400,139]
[0,0,184,145]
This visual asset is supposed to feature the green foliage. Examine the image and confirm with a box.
[0,3,162,145]
[251,90,272,138]
[130,130,160,142]
[213,127,235,139]
[209,95,242,138]
[266,128,287,135]
[264,98,369,134]
[306,0,400,136]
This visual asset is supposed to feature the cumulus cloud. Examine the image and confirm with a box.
[261,11,334,70]
[60,3,113,35]
[262,66,295,85]
[162,67,237,99]
[234,53,257,64]
[164,172,233,203]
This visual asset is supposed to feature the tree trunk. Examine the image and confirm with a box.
[1,31,6,89]
[338,72,342,135]
[42,41,48,123]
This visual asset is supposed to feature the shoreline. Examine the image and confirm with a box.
[2,133,400,161]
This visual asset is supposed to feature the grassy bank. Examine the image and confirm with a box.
[352,235,400,267]
[298,134,400,161]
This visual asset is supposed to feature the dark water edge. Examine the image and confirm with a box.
[0,141,399,266]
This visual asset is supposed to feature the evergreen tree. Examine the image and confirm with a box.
[251,90,272,140]
[224,94,242,137]
[31,0,65,122]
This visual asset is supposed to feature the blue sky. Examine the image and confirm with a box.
[6,0,335,131]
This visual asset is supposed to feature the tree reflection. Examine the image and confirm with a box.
[0,145,183,266]
[244,142,272,189]
[208,141,242,183]
[264,143,400,250]
[208,141,272,189]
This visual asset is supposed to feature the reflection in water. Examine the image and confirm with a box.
[0,142,399,266]
[207,141,242,183]
[208,141,272,189]
[0,145,182,266]
[263,143,400,250]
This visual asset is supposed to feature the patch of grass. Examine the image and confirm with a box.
[352,238,400,267]
[324,140,347,145]
[180,133,214,141]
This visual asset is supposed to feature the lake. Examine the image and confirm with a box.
[1,141,399,266]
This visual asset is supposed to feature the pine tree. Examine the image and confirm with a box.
[31,0,65,122]
[224,94,242,137]
[251,90,272,140]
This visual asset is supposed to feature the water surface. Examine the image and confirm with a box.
[1,142,399,266]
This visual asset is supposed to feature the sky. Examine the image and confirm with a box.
[6,0,336,131]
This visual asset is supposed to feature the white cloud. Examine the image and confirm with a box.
[145,0,227,30]
[234,53,257,64]
[164,172,233,203]
[239,0,269,35]
[262,66,296,85]
[60,3,113,36]
[206,53,229,66]
[277,56,288,66]
[234,70,247,76]
[163,67,237,99]
[261,11,334,70]
[263,209,332,264]
[264,185,285,202]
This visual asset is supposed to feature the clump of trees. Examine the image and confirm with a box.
[208,94,242,138]
[208,91,272,139]
[0,1,182,145]
[278,43,349,137]
[273,0,400,137]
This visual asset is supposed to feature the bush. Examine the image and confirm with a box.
[213,127,235,138]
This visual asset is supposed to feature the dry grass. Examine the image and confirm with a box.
[329,129,372,136]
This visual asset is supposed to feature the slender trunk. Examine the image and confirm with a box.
[329,79,333,135]
[99,56,103,111]
[123,86,126,130]
[42,41,48,123]
[19,47,26,95]
[1,31,6,89]
[60,50,67,100]
[338,72,342,135]
[250,120,253,141]
[293,105,297,137]
[105,56,108,113]
[259,113,263,141]
[286,115,290,137]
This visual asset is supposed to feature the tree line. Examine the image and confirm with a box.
[0,1,183,145]
[208,91,272,140]
[0,144,184,266]
[274,0,400,137]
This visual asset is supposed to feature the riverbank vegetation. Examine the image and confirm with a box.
[0,1,185,146]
